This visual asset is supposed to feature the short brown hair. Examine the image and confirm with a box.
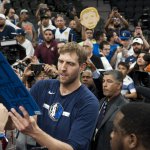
[59,42,88,65]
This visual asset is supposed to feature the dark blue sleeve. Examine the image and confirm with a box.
[66,95,99,150]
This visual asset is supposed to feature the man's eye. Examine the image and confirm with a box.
[58,60,63,63]
[68,62,74,66]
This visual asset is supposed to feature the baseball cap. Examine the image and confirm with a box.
[13,29,26,36]
[0,14,6,20]
[20,9,28,15]
[40,14,49,20]
[132,38,143,45]
[120,30,131,40]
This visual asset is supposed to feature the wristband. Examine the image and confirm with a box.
[0,132,8,142]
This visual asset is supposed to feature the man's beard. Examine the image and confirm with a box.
[134,49,141,55]
[45,39,51,43]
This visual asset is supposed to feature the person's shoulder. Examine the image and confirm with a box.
[36,42,45,48]
[51,39,58,45]
[79,85,99,105]
[5,24,15,30]
[118,94,129,104]
[24,39,32,44]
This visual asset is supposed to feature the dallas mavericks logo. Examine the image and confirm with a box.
[48,103,64,121]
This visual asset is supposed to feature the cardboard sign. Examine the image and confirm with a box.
[80,7,100,29]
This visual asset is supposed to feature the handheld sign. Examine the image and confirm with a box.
[0,52,41,116]
[80,7,100,29]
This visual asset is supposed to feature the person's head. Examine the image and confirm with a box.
[69,20,77,29]
[0,14,6,27]
[35,71,50,81]
[43,29,54,43]
[136,52,148,71]
[83,39,93,58]
[7,8,15,19]
[94,30,107,44]
[120,30,132,48]
[132,38,143,55]
[81,69,93,88]
[112,17,121,28]
[58,42,87,86]
[100,41,110,56]
[85,28,94,40]
[80,7,100,29]
[57,41,66,52]
[111,103,150,150]
[56,14,66,29]
[118,62,129,78]
[41,14,50,27]
[103,70,123,98]
[15,28,26,43]
[20,9,29,21]
[107,30,118,43]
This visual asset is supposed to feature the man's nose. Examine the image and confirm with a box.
[61,62,67,70]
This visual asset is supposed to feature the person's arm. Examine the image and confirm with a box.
[74,16,82,33]
[0,103,8,132]
[115,12,129,28]
[110,47,121,68]
[124,79,137,99]
[71,7,82,33]
[124,92,137,99]
[134,27,150,50]
[9,106,74,150]
[32,25,37,47]
[104,11,115,31]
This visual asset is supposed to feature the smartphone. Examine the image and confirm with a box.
[31,64,44,72]
[135,26,141,34]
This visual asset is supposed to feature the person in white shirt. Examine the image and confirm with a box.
[15,28,34,57]
[55,14,75,42]
[117,61,137,100]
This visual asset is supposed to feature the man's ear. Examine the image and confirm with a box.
[127,134,138,149]
[80,63,86,73]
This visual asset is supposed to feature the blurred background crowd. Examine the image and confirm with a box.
[0,0,150,149]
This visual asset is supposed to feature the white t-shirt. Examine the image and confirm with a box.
[115,47,134,69]
[55,27,71,42]
[121,75,136,95]
[38,24,56,36]
[21,39,34,56]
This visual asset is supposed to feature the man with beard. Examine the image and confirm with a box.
[9,42,99,150]
[0,13,15,40]
[110,103,150,150]
[125,38,143,66]
[92,70,127,150]
[55,14,76,42]
[35,29,59,66]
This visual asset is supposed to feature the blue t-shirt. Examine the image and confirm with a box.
[93,43,100,57]
[107,44,119,62]
[0,25,15,40]
[30,79,99,150]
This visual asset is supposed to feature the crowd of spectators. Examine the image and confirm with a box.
[0,0,150,150]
